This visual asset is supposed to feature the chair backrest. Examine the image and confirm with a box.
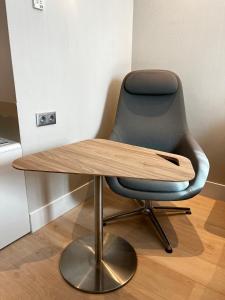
[111,70,188,152]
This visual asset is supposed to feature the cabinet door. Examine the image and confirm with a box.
[0,147,30,249]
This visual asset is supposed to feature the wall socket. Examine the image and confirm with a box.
[36,112,56,127]
[33,0,44,10]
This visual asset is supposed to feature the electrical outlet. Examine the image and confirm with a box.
[36,112,56,127]
[33,0,44,10]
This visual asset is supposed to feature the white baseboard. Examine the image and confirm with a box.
[29,180,94,232]
[201,181,225,202]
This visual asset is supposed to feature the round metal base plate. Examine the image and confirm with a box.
[59,233,137,294]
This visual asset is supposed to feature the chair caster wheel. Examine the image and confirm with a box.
[165,247,173,253]
[186,211,192,215]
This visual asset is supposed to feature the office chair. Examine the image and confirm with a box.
[104,70,209,253]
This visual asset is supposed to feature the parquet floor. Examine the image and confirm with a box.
[0,188,225,300]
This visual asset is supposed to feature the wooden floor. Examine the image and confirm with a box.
[1,188,225,300]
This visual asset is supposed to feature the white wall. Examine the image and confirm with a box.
[0,0,15,103]
[132,0,225,185]
[6,0,133,219]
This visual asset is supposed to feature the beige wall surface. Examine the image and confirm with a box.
[132,0,225,185]
[0,0,15,103]
[6,0,133,212]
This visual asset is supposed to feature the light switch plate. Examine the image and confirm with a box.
[33,0,44,10]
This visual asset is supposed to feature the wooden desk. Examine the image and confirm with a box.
[13,139,195,294]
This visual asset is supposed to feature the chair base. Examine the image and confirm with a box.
[103,201,191,254]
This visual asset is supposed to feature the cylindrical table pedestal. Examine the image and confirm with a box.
[59,176,137,293]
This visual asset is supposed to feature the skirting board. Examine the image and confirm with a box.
[30,180,94,232]
[201,181,225,202]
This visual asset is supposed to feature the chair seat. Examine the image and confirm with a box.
[118,177,189,193]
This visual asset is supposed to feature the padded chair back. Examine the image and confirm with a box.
[111,70,188,152]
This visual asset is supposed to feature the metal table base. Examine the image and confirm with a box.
[59,176,137,293]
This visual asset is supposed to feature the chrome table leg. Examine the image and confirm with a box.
[59,176,137,293]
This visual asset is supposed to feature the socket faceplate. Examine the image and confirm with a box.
[33,0,44,10]
[36,112,56,127]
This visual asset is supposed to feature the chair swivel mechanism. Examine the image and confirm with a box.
[104,70,209,253]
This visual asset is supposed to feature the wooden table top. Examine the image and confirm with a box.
[13,139,195,181]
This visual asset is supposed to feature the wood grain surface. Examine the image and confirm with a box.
[0,190,225,300]
[13,139,195,181]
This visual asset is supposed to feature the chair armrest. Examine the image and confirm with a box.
[176,133,210,195]
[106,132,209,201]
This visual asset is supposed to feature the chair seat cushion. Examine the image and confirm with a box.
[118,177,189,193]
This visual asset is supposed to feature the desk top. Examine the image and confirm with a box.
[13,139,195,181]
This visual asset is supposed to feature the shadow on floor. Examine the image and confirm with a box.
[201,243,225,299]
[0,188,205,273]
[72,189,204,258]
[204,199,225,238]
[0,230,62,271]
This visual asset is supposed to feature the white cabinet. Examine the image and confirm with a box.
[0,139,30,249]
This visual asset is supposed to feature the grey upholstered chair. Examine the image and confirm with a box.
[104,70,209,253]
